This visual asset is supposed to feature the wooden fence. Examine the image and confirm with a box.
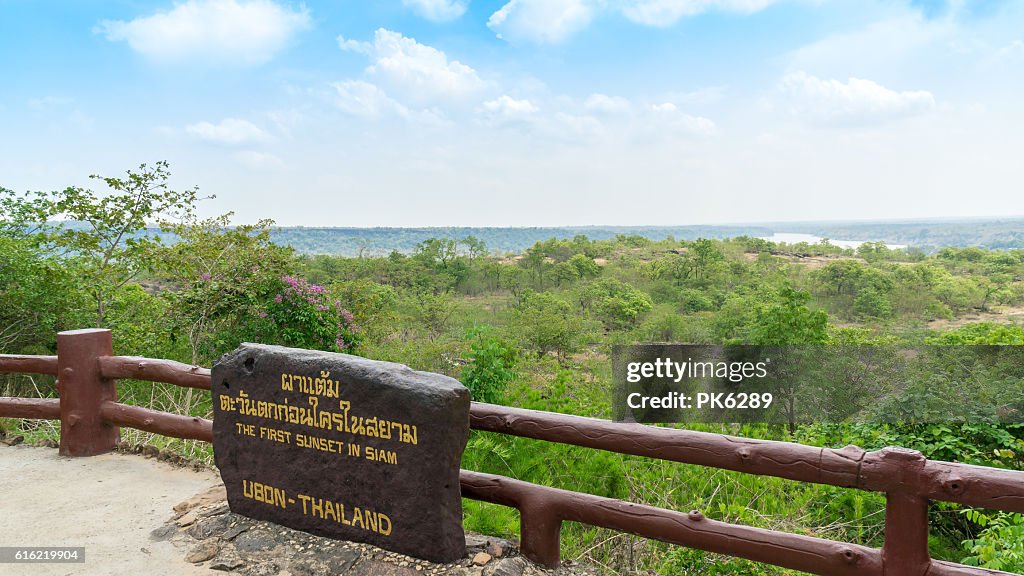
[1,328,1022,575]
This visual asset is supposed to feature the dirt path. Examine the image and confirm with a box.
[0,444,220,576]
[0,444,585,576]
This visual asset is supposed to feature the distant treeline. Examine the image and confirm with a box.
[268,218,1024,256]
[45,218,1024,256]
[268,226,774,256]
[774,218,1024,253]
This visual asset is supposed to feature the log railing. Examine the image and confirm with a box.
[2,328,1021,575]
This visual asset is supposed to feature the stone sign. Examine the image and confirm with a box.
[212,344,471,563]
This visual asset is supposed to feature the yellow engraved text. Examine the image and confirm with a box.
[295,494,392,536]
[242,479,289,509]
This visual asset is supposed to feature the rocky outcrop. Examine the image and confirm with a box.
[157,493,595,576]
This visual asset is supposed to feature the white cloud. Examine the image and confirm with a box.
[784,16,949,83]
[488,0,594,44]
[185,118,270,144]
[523,95,719,143]
[483,95,539,115]
[330,80,409,118]
[485,0,789,40]
[647,102,718,137]
[782,71,936,125]
[337,34,370,54]
[478,95,539,126]
[402,0,469,22]
[329,80,447,124]
[622,0,780,27]
[97,0,310,66]
[339,29,486,103]
[584,93,633,114]
[474,92,720,142]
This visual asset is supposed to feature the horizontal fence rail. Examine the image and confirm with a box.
[460,469,886,575]
[97,356,212,390]
[469,403,1024,514]
[0,354,57,376]
[2,329,1023,576]
[98,401,212,442]
[0,397,60,420]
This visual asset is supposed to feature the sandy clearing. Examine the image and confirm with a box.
[0,445,220,576]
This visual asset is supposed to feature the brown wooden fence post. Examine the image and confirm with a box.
[881,491,931,576]
[519,498,563,568]
[57,329,119,456]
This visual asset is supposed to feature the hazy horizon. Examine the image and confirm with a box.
[37,213,1024,230]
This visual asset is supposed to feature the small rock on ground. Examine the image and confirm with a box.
[185,540,220,563]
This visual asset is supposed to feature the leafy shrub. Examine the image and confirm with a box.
[567,253,601,279]
[853,287,893,319]
[512,291,585,360]
[580,278,654,330]
[259,276,360,352]
[679,287,716,312]
[460,327,517,404]
[749,285,829,345]
[961,510,1024,572]
[929,323,1024,345]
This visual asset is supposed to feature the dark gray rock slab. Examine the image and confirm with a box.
[212,344,471,563]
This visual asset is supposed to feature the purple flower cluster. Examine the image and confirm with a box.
[267,275,358,352]
[276,276,336,309]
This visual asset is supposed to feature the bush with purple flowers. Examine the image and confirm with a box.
[259,276,360,353]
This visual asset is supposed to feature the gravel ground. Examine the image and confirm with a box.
[0,443,220,576]
[0,443,596,576]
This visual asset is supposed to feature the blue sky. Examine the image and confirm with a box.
[1,0,1022,226]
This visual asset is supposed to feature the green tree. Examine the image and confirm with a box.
[567,253,600,279]
[521,244,552,289]
[743,286,830,432]
[410,290,459,339]
[153,214,294,363]
[816,259,864,295]
[933,270,985,312]
[497,265,526,305]
[749,285,829,345]
[853,287,893,320]
[690,238,723,281]
[1,161,205,326]
[415,237,458,267]
[552,261,581,286]
[512,291,584,361]
[460,235,488,260]
[578,278,653,330]
[0,235,81,352]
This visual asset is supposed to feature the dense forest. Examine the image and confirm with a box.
[3,164,1024,574]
